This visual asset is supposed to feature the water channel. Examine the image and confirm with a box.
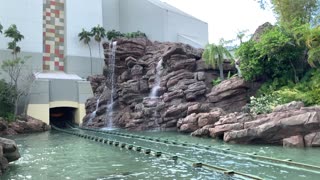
[2,129,320,180]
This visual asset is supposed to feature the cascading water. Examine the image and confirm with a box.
[146,58,163,130]
[87,99,100,125]
[87,86,106,125]
[235,58,242,78]
[149,58,163,98]
[105,41,117,129]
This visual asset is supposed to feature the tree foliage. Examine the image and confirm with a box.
[273,0,318,27]
[270,69,320,106]
[202,40,233,80]
[78,29,93,75]
[1,24,33,120]
[4,24,24,59]
[246,0,320,109]
[236,26,306,82]
[257,0,319,26]
[293,23,320,67]
[106,30,147,40]
[91,25,106,43]
[91,25,106,59]
[0,80,15,119]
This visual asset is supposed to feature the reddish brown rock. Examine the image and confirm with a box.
[191,125,215,137]
[283,135,305,148]
[178,108,224,134]
[304,132,320,147]
[0,137,20,175]
[9,116,50,134]
[0,116,50,136]
[85,37,256,131]
[206,77,250,112]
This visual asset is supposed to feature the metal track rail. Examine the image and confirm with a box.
[80,127,320,174]
[52,125,262,180]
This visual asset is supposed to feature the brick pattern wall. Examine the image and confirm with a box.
[43,0,65,71]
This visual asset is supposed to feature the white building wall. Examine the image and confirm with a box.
[65,0,103,58]
[119,0,165,42]
[0,0,42,53]
[102,0,120,31]
[166,11,208,48]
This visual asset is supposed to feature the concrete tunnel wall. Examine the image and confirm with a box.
[27,78,93,125]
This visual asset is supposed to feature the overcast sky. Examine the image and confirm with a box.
[161,0,277,44]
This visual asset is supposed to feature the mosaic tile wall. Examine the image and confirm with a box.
[43,0,65,71]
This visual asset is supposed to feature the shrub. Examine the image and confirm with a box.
[0,80,15,119]
[106,30,124,40]
[236,26,306,82]
[275,69,320,106]
[125,31,147,38]
[107,30,147,40]
[212,77,222,86]
[249,94,283,114]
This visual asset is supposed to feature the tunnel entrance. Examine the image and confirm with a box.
[50,107,76,128]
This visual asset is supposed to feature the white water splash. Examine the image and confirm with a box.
[149,58,163,98]
[87,90,104,125]
[235,58,242,78]
[105,41,117,129]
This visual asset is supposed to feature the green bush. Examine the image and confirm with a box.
[275,69,320,106]
[0,80,15,119]
[106,30,124,40]
[106,30,147,40]
[125,31,146,39]
[236,26,306,82]
[249,94,284,114]
[212,77,222,86]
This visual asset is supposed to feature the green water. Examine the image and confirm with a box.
[2,130,320,180]
[77,129,320,180]
[2,131,232,180]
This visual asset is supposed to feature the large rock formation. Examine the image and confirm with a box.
[0,138,20,175]
[83,37,250,130]
[83,37,320,148]
[0,116,50,136]
[251,22,273,42]
[206,102,320,147]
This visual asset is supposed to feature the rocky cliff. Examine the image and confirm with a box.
[0,138,20,176]
[83,38,252,131]
[0,116,51,136]
[83,37,320,148]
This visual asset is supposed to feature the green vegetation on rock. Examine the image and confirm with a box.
[0,80,15,119]
[106,30,147,40]
[0,23,33,121]
[202,40,233,80]
[241,0,320,111]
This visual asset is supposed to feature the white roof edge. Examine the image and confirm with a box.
[178,34,203,47]
[149,0,208,24]
[34,72,84,80]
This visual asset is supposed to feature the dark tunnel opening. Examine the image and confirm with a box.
[50,107,76,128]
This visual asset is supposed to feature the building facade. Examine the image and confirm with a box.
[0,0,208,124]
[0,0,208,78]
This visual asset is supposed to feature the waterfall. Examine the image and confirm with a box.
[149,58,163,98]
[235,58,242,78]
[105,41,117,129]
[87,98,100,125]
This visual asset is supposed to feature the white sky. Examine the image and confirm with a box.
[161,0,277,44]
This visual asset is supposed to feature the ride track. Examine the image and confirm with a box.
[52,125,320,180]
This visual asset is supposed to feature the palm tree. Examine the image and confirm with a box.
[78,29,93,75]
[91,25,106,59]
[202,40,233,80]
[236,29,248,44]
